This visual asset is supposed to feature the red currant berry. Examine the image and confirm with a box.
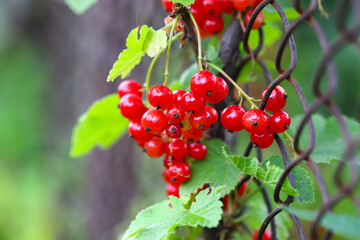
[242,109,269,134]
[117,80,142,98]
[250,129,274,149]
[128,120,153,141]
[172,89,187,106]
[163,167,175,183]
[222,194,229,211]
[189,110,212,131]
[203,0,222,16]
[204,17,224,34]
[237,182,248,196]
[191,0,203,9]
[189,143,207,160]
[119,94,147,120]
[182,129,203,142]
[245,10,265,30]
[252,229,271,240]
[218,0,234,13]
[161,0,173,12]
[261,86,287,112]
[207,77,229,104]
[250,0,263,7]
[148,85,173,110]
[190,70,218,100]
[136,139,146,148]
[141,109,168,135]
[181,91,206,114]
[166,105,185,124]
[160,131,170,143]
[233,0,250,12]
[165,138,189,160]
[269,111,291,133]
[205,106,219,125]
[145,137,165,158]
[191,8,206,27]
[179,112,192,130]
[163,155,173,168]
[168,161,191,183]
[220,105,246,132]
[166,124,182,138]
[166,183,180,198]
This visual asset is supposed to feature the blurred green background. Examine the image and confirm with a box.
[0,0,359,240]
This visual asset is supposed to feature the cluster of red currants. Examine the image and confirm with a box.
[117,70,228,197]
[161,0,266,36]
[220,86,291,149]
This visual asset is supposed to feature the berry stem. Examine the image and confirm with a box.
[145,32,183,92]
[206,62,258,109]
[283,131,297,158]
[188,10,203,71]
[164,15,180,87]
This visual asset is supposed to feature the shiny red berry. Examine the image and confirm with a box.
[233,0,250,12]
[203,0,222,16]
[252,229,271,240]
[242,109,269,134]
[165,138,189,161]
[269,111,291,133]
[250,129,274,149]
[205,106,219,125]
[204,17,224,34]
[182,129,204,142]
[190,71,218,100]
[189,143,207,160]
[172,89,187,106]
[166,105,185,124]
[218,0,234,13]
[128,120,153,141]
[141,109,168,135]
[207,77,229,104]
[189,110,212,131]
[220,105,246,132]
[261,86,287,112]
[119,94,147,120]
[245,10,265,29]
[163,155,173,168]
[250,0,263,7]
[191,7,206,27]
[168,161,191,183]
[148,85,173,110]
[166,183,180,198]
[166,124,182,138]
[163,167,174,183]
[181,91,206,114]
[161,0,173,12]
[145,137,165,158]
[117,80,142,98]
[222,194,229,211]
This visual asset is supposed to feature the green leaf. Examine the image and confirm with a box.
[178,63,197,90]
[263,7,300,22]
[288,114,360,164]
[262,156,315,203]
[64,0,98,14]
[236,59,276,83]
[122,187,223,240]
[170,0,195,7]
[206,45,224,74]
[180,139,242,197]
[70,94,129,157]
[144,29,168,58]
[224,147,298,196]
[284,207,360,239]
[107,25,168,82]
[245,22,282,50]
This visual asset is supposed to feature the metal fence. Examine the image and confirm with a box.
[229,0,360,239]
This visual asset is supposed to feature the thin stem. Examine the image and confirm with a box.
[283,131,297,159]
[188,10,203,71]
[144,32,183,92]
[164,15,179,87]
[207,62,258,109]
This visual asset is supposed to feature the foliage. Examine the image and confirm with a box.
[170,0,195,7]
[288,114,360,164]
[107,25,167,82]
[64,0,98,14]
[121,187,224,240]
[70,94,129,157]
